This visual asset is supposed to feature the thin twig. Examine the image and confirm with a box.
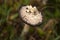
[43,19,57,31]
[41,19,57,40]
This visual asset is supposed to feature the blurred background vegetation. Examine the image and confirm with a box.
[0,0,60,40]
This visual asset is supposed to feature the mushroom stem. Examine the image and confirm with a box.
[19,24,30,40]
[21,24,30,37]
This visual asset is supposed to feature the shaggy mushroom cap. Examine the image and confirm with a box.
[19,5,43,26]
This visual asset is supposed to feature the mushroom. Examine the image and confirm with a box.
[19,5,43,40]
[19,5,43,26]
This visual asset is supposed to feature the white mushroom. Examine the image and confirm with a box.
[19,5,43,26]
